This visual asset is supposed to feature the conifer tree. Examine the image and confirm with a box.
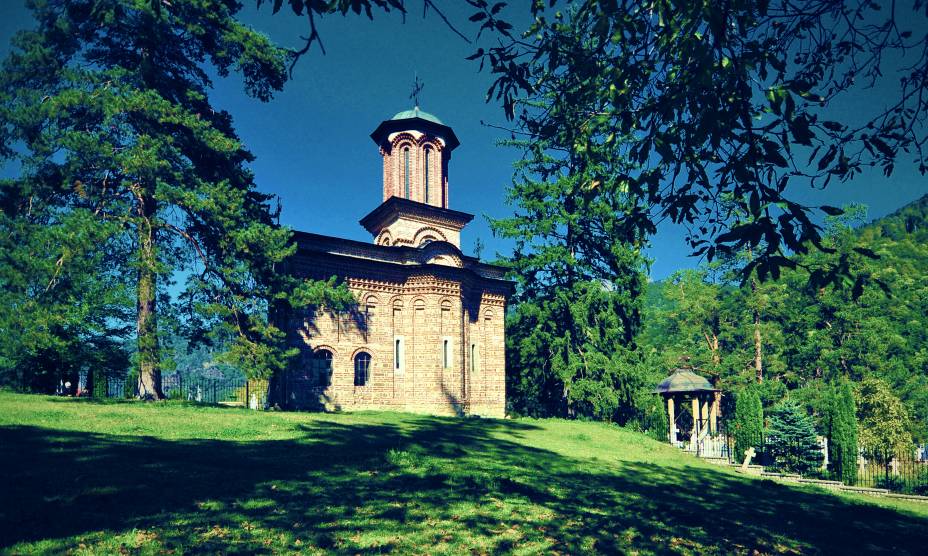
[766,399,822,474]
[732,387,763,463]
[826,380,859,485]
[490,20,653,422]
[0,0,329,398]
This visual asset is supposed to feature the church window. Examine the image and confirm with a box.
[424,147,430,202]
[404,147,410,198]
[311,349,333,386]
[470,343,478,373]
[354,351,371,386]
[443,339,450,368]
[394,338,405,372]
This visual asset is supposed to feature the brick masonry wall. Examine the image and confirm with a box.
[286,253,506,418]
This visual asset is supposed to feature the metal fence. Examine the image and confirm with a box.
[705,424,928,495]
[95,373,267,408]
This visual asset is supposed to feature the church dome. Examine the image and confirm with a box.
[391,106,444,125]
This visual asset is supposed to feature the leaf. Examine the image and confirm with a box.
[469,12,487,22]
[817,145,837,171]
[465,48,485,61]
[819,205,844,216]
[869,136,894,158]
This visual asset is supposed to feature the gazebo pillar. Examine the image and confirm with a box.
[711,391,720,433]
[691,397,700,448]
[666,395,676,443]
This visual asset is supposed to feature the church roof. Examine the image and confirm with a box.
[359,196,474,236]
[391,106,444,125]
[291,230,512,286]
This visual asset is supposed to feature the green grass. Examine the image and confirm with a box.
[1,392,926,555]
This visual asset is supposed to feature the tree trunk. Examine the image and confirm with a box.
[752,278,763,383]
[136,193,163,400]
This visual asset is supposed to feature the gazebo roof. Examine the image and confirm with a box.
[654,368,718,394]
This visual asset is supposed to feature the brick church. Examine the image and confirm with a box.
[273,107,513,417]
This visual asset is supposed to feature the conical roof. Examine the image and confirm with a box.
[654,368,717,394]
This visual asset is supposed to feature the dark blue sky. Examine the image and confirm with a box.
[1,2,925,279]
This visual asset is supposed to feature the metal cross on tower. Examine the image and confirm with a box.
[409,74,425,107]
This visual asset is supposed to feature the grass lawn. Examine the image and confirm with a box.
[1,392,926,555]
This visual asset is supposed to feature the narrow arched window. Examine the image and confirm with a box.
[424,147,430,202]
[311,349,333,387]
[404,147,410,198]
[354,352,371,386]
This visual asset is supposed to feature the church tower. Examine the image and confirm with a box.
[361,107,473,249]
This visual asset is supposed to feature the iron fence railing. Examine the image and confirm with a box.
[696,422,928,495]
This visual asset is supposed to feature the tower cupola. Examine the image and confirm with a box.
[370,107,459,208]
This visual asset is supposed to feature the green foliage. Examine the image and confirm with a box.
[856,377,914,463]
[642,199,928,440]
[732,388,764,463]
[0,0,347,389]
[473,1,928,289]
[765,399,822,475]
[824,380,858,485]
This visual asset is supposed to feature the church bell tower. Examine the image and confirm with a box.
[361,107,473,249]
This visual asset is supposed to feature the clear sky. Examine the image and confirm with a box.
[1,2,925,280]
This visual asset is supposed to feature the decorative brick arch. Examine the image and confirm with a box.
[311,344,338,357]
[412,297,427,309]
[375,231,393,246]
[413,226,448,247]
[349,346,374,360]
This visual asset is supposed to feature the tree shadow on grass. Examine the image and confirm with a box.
[1,415,927,554]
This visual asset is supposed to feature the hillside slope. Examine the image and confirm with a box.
[1,393,926,555]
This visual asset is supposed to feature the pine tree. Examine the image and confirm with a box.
[766,399,822,474]
[733,388,764,463]
[0,0,325,398]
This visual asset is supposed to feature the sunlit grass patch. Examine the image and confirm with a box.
[1,391,926,554]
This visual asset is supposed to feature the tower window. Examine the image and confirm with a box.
[354,352,371,386]
[443,338,450,368]
[404,147,410,198]
[424,147,430,202]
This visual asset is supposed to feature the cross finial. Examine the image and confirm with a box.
[409,73,425,108]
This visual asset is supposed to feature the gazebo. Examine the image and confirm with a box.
[654,367,721,449]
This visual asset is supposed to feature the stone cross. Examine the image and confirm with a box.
[741,446,756,471]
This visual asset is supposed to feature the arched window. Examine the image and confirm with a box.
[424,147,430,202]
[404,146,410,198]
[311,349,333,387]
[354,352,371,386]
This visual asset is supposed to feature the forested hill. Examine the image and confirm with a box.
[861,193,928,242]
[641,196,928,443]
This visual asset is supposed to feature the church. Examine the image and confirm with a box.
[273,107,513,417]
